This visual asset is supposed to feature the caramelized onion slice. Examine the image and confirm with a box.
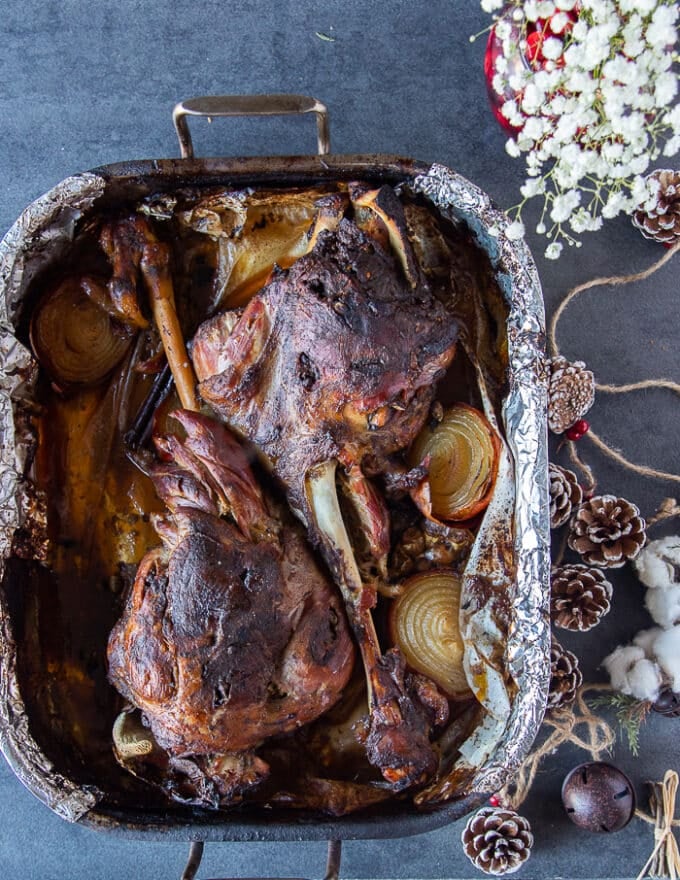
[389,569,471,699]
[30,277,133,388]
[408,402,500,522]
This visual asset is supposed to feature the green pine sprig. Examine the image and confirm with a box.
[588,692,651,757]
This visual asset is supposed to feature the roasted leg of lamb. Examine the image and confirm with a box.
[107,410,355,802]
[192,186,459,790]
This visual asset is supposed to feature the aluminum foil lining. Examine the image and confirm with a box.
[0,163,550,823]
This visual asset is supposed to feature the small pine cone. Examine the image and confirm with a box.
[462,807,533,876]
[551,563,613,632]
[568,494,646,568]
[548,636,583,709]
[549,463,583,528]
[632,169,680,244]
[547,356,595,434]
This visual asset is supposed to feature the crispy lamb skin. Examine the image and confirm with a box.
[107,411,354,765]
[193,200,458,791]
[193,216,456,488]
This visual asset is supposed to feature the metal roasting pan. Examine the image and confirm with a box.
[0,96,551,870]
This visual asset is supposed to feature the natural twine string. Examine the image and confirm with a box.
[549,241,680,489]
[499,683,615,811]
[635,770,680,880]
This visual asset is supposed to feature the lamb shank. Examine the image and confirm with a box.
[192,186,459,790]
[107,409,355,802]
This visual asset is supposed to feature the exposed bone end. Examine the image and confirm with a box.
[112,710,157,761]
[364,649,439,791]
[140,239,199,413]
[202,752,271,801]
[99,219,150,328]
[305,461,439,791]
[349,184,420,288]
[305,192,350,253]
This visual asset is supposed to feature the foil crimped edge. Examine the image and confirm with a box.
[412,163,551,794]
[0,173,106,822]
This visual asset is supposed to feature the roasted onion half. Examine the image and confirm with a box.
[30,276,133,388]
[409,402,500,522]
[389,569,471,699]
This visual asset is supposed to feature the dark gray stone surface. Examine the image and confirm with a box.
[1,1,678,878]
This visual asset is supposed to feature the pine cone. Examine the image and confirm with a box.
[462,807,533,876]
[551,563,613,631]
[549,463,583,528]
[547,356,595,434]
[568,494,646,568]
[632,169,680,244]
[548,637,583,709]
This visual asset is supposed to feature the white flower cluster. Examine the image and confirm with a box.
[482,0,680,258]
[602,536,680,701]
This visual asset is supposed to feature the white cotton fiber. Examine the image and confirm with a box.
[651,625,680,692]
[633,626,665,656]
[635,536,680,589]
[624,658,663,702]
[645,583,680,627]
[603,645,662,701]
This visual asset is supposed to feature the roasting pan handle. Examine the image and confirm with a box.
[180,840,341,880]
[172,94,330,159]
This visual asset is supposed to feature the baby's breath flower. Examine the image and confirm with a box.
[505,138,521,158]
[506,220,526,240]
[550,11,570,32]
[542,37,565,60]
[479,0,680,257]
[550,190,581,222]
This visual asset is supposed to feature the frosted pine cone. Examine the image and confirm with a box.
[462,807,533,876]
[549,463,583,528]
[551,563,613,632]
[547,356,595,434]
[632,169,680,244]
[548,637,583,709]
[568,495,646,568]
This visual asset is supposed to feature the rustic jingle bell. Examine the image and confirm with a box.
[562,762,636,833]
[652,688,680,717]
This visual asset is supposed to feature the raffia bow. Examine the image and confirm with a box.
[636,770,680,880]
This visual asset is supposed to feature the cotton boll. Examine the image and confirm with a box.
[645,583,680,628]
[635,536,680,589]
[603,645,662,701]
[626,658,664,702]
[633,626,665,657]
[652,626,680,692]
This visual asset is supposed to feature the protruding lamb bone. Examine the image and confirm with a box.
[306,460,439,791]
[140,237,200,413]
[305,192,349,252]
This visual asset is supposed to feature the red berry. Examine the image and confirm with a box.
[489,795,501,807]
[566,419,590,441]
